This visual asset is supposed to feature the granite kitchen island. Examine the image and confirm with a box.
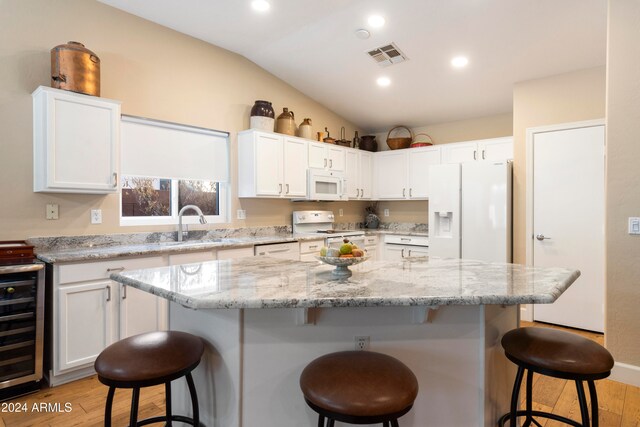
[111,257,579,427]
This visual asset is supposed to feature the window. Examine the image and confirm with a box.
[119,115,229,226]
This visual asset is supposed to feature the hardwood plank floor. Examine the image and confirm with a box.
[0,321,638,426]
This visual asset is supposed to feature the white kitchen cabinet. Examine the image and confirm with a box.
[238,130,308,198]
[375,146,440,200]
[168,250,216,265]
[57,281,114,372]
[300,239,324,262]
[32,86,121,194]
[381,235,429,261]
[51,256,168,385]
[441,137,513,164]
[345,149,373,199]
[364,235,378,261]
[218,246,255,260]
[255,242,300,260]
[308,141,345,172]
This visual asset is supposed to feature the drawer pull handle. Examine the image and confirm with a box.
[106,285,111,302]
[400,238,411,242]
[309,245,318,249]
[107,267,125,273]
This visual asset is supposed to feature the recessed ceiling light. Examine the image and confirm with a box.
[451,56,469,68]
[251,0,270,12]
[376,76,391,87]
[368,15,385,28]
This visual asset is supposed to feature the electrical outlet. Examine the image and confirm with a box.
[46,204,59,220]
[339,208,344,217]
[237,209,246,220]
[91,209,102,224]
[355,336,370,351]
[384,209,390,217]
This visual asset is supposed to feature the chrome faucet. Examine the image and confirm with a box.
[178,205,207,242]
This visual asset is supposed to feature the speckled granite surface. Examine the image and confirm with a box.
[110,257,580,310]
[32,224,428,263]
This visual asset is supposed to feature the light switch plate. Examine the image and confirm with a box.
[338,208,343,217]
[237,209,246,220]
[91,209,102,224]
[629,217,640,235]
[46,203,59,220]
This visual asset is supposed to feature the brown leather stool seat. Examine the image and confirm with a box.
[95,331,204,427]
[498,327,614,427]
[300,351,418,427]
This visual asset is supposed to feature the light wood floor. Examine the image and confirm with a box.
[1,322,639,426]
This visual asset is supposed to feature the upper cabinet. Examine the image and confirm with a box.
[238,130,308,198]
[375,145,441,200]
[308,141,345,172]
[345,149,373,200]
[441,136,513,164]
[33,86,121,194]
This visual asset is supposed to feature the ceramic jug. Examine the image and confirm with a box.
[298,118,312,139]
[276,108,296,136]
[249,100,275,132]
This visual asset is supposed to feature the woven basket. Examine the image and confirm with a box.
[410,133,434,148]
[386,125,413,150]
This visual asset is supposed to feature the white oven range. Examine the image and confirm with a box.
[292,211,365,249]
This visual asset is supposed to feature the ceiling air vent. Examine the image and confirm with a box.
[367,42,408,67]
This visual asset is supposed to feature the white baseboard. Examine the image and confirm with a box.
[609,361,640,387]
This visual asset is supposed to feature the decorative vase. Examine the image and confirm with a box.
[298,118,312,139]
[250,100,275,132]
[276,108,296,136]
[364,213,380,229]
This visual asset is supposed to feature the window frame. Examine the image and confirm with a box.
[119,178,229,227]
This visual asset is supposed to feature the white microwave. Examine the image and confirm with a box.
[306,168,346,201]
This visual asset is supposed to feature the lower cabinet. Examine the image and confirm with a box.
[299,239,324,262]
[381,235,429,261]
[52,256,168,385]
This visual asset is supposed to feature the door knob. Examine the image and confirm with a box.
[535,234,551,241]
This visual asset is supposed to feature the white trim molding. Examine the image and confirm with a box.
[610,362,640,388]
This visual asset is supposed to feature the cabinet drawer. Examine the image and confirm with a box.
[384,235,429,247]
[168,251,216,265]
[300,240,324,254]
[58,256,165,284]
[364,236,378,247]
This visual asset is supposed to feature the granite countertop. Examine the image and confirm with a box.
[110,256,580,310]
[35,233,326,263]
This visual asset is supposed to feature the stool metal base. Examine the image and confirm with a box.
[498,366,599,427]
[306,398,407,426]
[103,372,201,427]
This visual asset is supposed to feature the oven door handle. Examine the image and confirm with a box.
[0,264,44,275]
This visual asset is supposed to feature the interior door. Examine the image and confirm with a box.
[532,125,605,332]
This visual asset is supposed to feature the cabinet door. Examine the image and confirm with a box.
[441,141,478,164]
[218,246,255,260]
[376,152,407,199]
[344,150,359,199]
[408,146,441,199]
[308,141,327,169]
[327,146,345,172]
[383,245,406,261]
[283,137,308,197]
[57,282,113,372]
[119,285,168,339]
[406,246,429,257]
[255,133,284,196]
[477,137,513,161]
[359,152,373,199]
[33,87,120,193]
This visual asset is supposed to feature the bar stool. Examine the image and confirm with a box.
[498,327,614,427]
[94,331,204,427]
[300,351,419,427]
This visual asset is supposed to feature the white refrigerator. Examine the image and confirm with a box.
[428,161,512,262]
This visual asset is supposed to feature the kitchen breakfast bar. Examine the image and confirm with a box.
[110,257,579,427]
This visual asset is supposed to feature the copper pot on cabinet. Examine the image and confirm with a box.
[51,41,100,96]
